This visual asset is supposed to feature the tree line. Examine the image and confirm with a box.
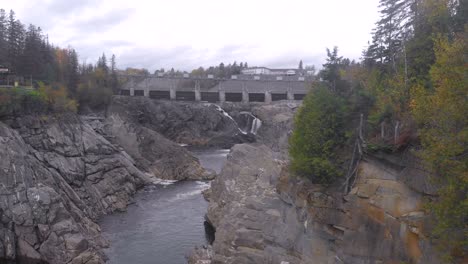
[0,9,120,115]
[152,61,250,78]
[290,0,466,261]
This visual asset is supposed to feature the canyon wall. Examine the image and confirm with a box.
[0,96,246,264]
[193,102,443,264]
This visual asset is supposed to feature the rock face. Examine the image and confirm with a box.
[221,101,299,156]
[276,153,441,264]
[0,101,218,264]
[206,144,297,264]
[203,143,442,264]
[99,113,211,181]
[0,115,151,263]
[109,96,252,148]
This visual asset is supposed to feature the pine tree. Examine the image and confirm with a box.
[0,9,7,65]
[320,47,343,93]
[298,60,303,70]
[21,24,43,78]
[67,48,79,96]
[110,54,119,94]
[6,10,25,72]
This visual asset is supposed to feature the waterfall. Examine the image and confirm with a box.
[239,111,262,135]
[208,103,247,135]
[206,104,262,136]
[250,116,262,135]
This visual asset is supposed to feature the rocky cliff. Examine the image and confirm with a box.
[109,96,253,148]
[192,102,443,264]
[221,101,299,156]
[0,115,149,264]
[199,144,442,264]
[0,96,251,263]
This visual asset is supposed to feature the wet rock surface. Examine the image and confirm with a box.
[221,101,299,157]
[109,96,253,148]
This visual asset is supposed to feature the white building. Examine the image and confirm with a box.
[241,67,271,75]
[241,67,297,76]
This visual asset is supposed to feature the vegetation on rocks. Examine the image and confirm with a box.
[290,0,467,260]
[0,8,120,114]
[0,82,77,117]
[289,86,346,184]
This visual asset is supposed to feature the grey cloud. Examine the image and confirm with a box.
[113,45,323,72]
[14,0,95,30]
[73,8,135,32]
[264,54,324,69]
[47,0,94,16]
[117,46,198,70]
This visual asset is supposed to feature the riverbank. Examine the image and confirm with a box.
[0,96,253,264]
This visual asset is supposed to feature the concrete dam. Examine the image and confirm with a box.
[120,75,312,103]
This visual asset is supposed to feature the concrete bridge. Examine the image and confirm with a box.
[120,74,312,103]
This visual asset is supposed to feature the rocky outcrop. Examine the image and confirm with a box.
[0,104,218,263]
[187,245,213,264]
[0,115,152,263]
[108,96,252,148]
[276,153,441,264]
[200,142,442,264]
[221,101,299,156]
[94,114,212,181]
[206,144,298,264]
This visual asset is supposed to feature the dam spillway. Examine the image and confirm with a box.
[120,74,312,103]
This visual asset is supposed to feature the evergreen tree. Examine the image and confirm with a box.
[0,9,7,65]
[67,48,79,96]
[298,60,303,70]
[21,25,43,78]
[289,86,346,184]
[320,47,348,93]
[6,10,25,72]
[110,54,119,94]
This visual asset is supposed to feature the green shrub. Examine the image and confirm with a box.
[289,86,347,184]
[77,80,113,110]
[0,83,77,118]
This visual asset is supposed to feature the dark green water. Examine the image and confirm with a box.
[99,149,228,264]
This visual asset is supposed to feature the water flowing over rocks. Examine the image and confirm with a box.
[109,96,253,148]
[222,101,299,156]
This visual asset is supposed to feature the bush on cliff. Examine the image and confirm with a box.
[0,83,77,118]
[289,86,346,184]
[77,68,113,110]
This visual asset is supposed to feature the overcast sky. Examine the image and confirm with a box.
[1,0,380,71]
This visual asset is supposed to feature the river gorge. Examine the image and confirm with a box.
[100,149,228,264]
[0,96,444,264]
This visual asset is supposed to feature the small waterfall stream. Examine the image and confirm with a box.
[207,104,262,136]
[238,111,262,135]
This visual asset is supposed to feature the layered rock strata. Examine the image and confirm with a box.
[203,143,441,264]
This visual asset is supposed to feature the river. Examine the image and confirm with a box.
[99,149,229,264]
